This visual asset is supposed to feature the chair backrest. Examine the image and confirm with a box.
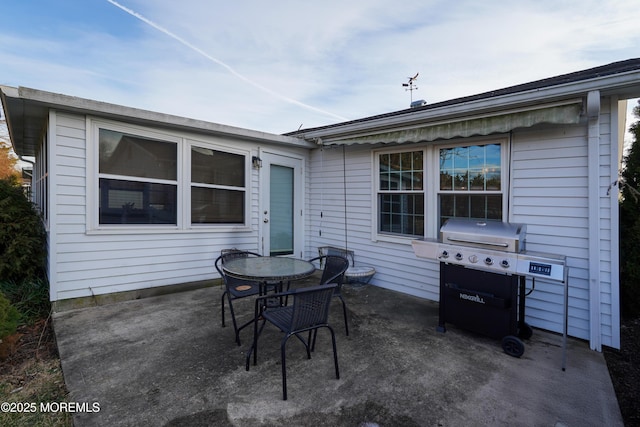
[316,255,349,287]
[323,246,355,267]
[290,284,337,331]
[215,249,261,284]
[221,248,261,262]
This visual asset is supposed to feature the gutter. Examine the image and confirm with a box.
[17,154,34,166]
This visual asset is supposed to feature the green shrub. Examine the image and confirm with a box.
[0,292,20,339]
[620,100,640,319]
[0,178,46,283]
[0,279,50,324]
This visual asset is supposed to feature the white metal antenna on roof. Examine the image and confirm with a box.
[402,72,419,103]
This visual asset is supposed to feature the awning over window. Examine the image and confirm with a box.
[324,102,583,145]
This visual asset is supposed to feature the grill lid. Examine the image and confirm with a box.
[440,218,526,252]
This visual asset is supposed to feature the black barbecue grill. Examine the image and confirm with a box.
[412,218,568,360]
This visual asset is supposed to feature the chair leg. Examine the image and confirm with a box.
[281,334,291,400]
[271,327,340,400]
[221,291,227,327]
[289,332,311,358]
[328,326,340,380]
[246,318,267,370]
[338,296,349,336]
[227,297,242,346]
[307,330,313,356]
[222,292,244,345]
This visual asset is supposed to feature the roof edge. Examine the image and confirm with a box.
[1,85,314,150]
[290,58,640,139]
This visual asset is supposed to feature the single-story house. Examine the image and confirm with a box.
[2,58,640,352]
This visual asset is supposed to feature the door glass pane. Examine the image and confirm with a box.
[270,165,294,256]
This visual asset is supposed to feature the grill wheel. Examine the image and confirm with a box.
[518,322,533,340]
[502,335,525,358]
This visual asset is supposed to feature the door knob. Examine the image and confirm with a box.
[263,218,269,223]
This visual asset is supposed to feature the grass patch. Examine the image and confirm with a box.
[0,317,71,427]
[0,357,71,427]
[0,279,50,325]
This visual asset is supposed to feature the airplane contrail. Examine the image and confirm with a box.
[106,0,348,122]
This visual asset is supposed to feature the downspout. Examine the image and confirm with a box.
[342,145,348,251]
[17,155,34,196]
[587,90,601,351]
[17,154,35,166]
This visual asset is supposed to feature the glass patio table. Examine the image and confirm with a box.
[221,256,316,293]
[222,256,318,371]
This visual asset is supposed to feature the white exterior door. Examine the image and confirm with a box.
[260,152,304,257]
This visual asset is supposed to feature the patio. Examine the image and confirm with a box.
[52,276,622,426]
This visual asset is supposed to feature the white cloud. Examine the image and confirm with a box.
[1,0,639,134]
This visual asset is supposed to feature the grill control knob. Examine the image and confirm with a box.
[484,257,493,266]
[440,250,449,259]
[501,259,510,268]
[469,255,478,263]
[455,253,463,261]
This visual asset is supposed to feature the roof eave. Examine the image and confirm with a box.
[1,85,315,157]
[297,67,640,142]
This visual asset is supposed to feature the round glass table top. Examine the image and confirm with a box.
[222,257,316,282]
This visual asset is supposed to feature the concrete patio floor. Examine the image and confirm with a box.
[53,278,623,426]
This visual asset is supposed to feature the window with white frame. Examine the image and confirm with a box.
[438,143,502,227]
[95,124,248,228]
[33,137,49,226]
[375,140,505,239]
[99,129,178,225]
[190,146,245,224]
[377,150,424,237]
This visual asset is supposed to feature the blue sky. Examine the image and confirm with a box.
[1,0,639,137]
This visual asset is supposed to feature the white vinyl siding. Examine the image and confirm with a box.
[48,111,286,301]
[596,99,618,348]
[511,125,590,340]
[44,97,619,349]
[306,101,618,348]
[307,144,440,301]
[510,98,617,348]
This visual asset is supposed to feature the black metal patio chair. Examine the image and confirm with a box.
[245,284,340,400]
[215,249,262,346]
[308,254,350,335]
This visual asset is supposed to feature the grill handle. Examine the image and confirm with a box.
[445,237,510,248]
